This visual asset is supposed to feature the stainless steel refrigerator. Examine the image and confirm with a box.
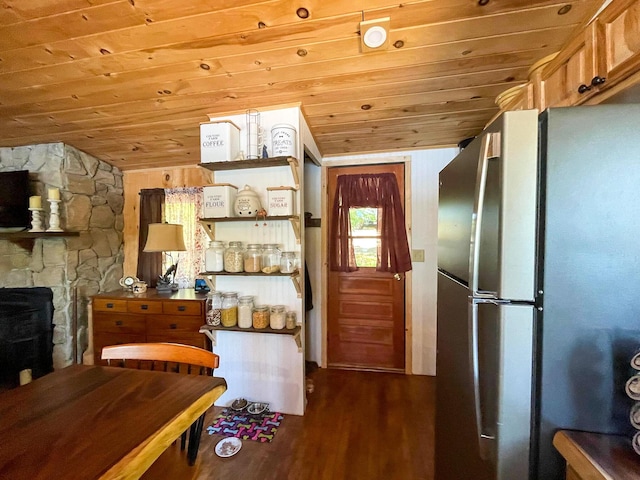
[435,106,640,480]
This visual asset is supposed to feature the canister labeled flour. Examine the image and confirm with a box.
[271,124,296,157]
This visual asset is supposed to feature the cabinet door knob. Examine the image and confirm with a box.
[141,304,148,310]
[178,306,186,312]
[170,323,177,329]
[578,84,592,94]
[115,320,123,326]
[591,76,606,87]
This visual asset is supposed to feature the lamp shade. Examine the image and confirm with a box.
[143,223,186,252]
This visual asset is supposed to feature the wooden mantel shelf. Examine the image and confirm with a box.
[553,430,640,480]
[0,231,80,239]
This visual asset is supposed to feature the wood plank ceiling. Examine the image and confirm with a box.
[0,0,601,170]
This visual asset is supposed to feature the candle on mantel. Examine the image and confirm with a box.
[48,188,60,201]
[29,195,42,209]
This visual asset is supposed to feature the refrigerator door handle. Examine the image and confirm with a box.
[469,297,497,462]
[469,132,500,298]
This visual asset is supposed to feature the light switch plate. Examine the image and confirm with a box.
[412,249,425,262]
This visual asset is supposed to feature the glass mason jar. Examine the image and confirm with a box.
[270,304,286,330]
[243,244,262,273]
[221,291,238,327]
[237,295,254,328]
[252,305,270,329]
[261,244,281,273]
[279,251,297,273]
[205,291,222,326]
[205,240,225,272]
[285,310,297,329]
[224,241,245,273]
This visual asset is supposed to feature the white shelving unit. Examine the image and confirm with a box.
[196,106,311,415]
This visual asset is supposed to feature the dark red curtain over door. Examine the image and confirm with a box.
[137,188,165,287]
[330,173,412,274]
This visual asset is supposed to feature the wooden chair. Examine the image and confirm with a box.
[101,342,220,466]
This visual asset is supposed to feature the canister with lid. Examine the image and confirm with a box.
[244,244,262,273]
[285,310,297,329]
[221,292,238,327]
[270,305,286,330]
[271,124,297,157]
[262,244,281,273]
[234,185,263,217]
[205,291,222,326]
[280,251,297,273]
[238,295,254,328]
[224,241,245,273]
[252,305,270,329]
[205,240,225,272]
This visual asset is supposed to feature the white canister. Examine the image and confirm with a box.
[234,185,263,216]
[271,124,297,157]
[266,186,295,216]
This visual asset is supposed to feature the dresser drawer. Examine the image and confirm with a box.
[146,316,203,335]
[93,313,146,335]
[93,298,128,313]
[162,301,202,316]
[127,300,163,314]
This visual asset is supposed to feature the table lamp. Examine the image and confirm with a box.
[143,223,186,292]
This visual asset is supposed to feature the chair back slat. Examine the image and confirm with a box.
[101,343,219,377]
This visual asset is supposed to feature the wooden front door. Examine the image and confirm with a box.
[327,163,406,372]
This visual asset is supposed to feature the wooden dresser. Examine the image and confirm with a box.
[92,289,209,365]
[553,430,640,480]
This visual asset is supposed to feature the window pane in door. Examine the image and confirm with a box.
[349,208,379,267]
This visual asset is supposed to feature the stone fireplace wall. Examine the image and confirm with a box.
[0,143,124,368]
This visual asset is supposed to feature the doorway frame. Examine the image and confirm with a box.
[320,155,412,373]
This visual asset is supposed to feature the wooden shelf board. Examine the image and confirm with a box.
[198,156,296,171]
[200,270,299,277]
[0,231,80,239]
[200,325,300,336]
[200,215,299,223]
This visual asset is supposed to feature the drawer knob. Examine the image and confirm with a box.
[141,304,148,310]
[115,320,123,326]
[106,303,114,308]
[577,84,592,94]
[170,323,177,329]
[178,306,186,312]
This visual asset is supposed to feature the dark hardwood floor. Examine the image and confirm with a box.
[143,368,435,480]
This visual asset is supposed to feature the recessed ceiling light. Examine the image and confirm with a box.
[364,26,387,49]
[359,17,390,53]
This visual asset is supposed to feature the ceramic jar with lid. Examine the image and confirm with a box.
[270,305,286,330]
[205,291,222,326]
[224,241,245,272]
[238,295,254,328]
[205,240,225,272]
[280,251,297,273]
[262,244,281,273]
[234,185,263,216]
[221,292,238,327]
[252,305,270,329]
[244,244,262,273]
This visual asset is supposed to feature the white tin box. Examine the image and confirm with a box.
[267,186,296,216]
[203,183,238,218]
[200,121,240,163]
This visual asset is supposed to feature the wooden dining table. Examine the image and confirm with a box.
[0,364,227,480]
